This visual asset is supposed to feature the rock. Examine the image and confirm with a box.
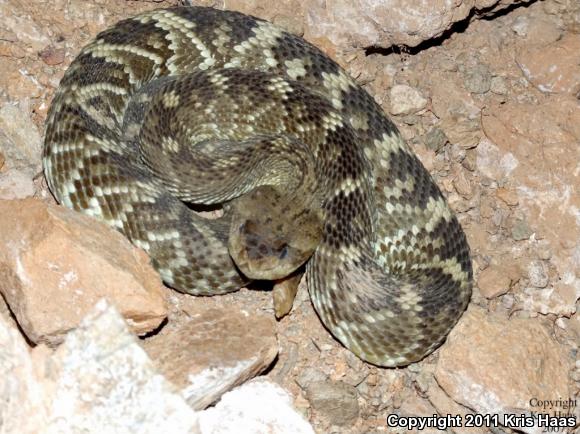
[495,187,518,206]
[490,76,509,95]
[511,14,562,45]
[0,103,42,172]
[296,367,328,390]
[453,172,473,198]
[463,63,492,94]
[430,74,482,149]
[198,378,315,434]
[428,383,489,434]
[306,380,359,426]
[424,127,448,153]
[527,260,549,288]
[389,84,428,116]
[38,45,65,65]
[511,218,533,241]
[143,307,278,410]
[0,169,36,199]
[0,199,167,345]
[0,103,42,200]
[302,0,534,50]
[44,301,200,433]
[435,307,571,433]
[0,315,46,434]
[477,265,513,299]
[521,282,579,317]
[476,138,519,181]
[398,394,441,434]
[0,301,200,434]
[517,33,580,95]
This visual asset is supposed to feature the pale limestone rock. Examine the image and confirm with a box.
[389,84,428,116]
[0,315,47,434]
[520,283,579,318]
[43,301,200,434]
[143,307,278,410]
[0,199,167,345]
[475,138,519,181]
[435,307,571,434]
[517,33,580,95]
[0,169,36,199]
[198,378,315,434]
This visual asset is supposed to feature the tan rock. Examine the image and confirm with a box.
[428,383,488,434]
[435,307,571,433]
[453,172,473,198]
[143,306,278,410]
[0,103,42,173]
[389,84,428,116]
[398,394,442,434]
[0,199,167,345]
[496,187,518,206]
[477,266,512,299]
[304,0,533,49]
[517,33,580,95]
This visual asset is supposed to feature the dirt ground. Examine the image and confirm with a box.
[1,0,579,433]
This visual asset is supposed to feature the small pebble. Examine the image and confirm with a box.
[464,64,492,94]
[306,381,359,426]
[512,219,533,241]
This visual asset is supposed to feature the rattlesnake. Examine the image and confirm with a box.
[43,6,472,367]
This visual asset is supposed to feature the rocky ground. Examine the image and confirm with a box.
[0,0,579,433]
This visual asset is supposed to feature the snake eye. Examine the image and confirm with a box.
[279,244,289,260]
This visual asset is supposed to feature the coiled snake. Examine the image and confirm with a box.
[43,6,472,367]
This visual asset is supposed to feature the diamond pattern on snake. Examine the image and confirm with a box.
[43,6,472,367]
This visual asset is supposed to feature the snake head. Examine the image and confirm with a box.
[228,185,323,280]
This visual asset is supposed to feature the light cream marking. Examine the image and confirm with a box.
[162,90,180,108]
[161,136,180,153]
[335,244,362,264]
[336,177,362,196]
[75,82,128,98]
[90,42,163,83]
[146,11,217,72]
[78,102,118,131]
[263,49,278,67]
[374,131,408,156]
[284,58,306,80]
[321,111,343,132]
[266,77,293,98]
[424,196,452,232]
[321,71,353,110]
[382,177,415,200]
[251,21,284,45]
[86,197,103,218]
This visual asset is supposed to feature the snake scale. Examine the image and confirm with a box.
[43,6,472,367]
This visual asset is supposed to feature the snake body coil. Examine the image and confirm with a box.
[43,6,472,366]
